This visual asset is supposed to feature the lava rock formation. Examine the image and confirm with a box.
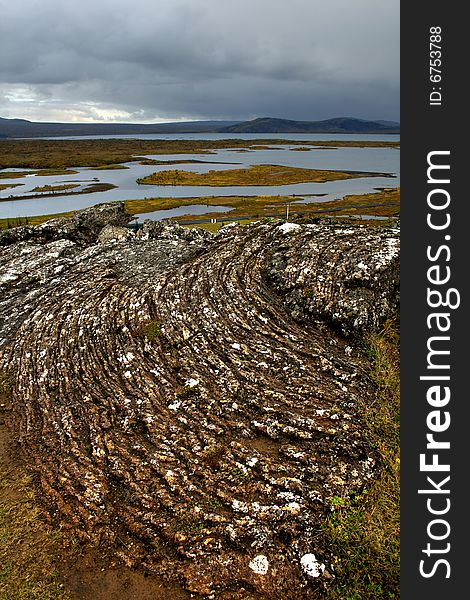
[0,203,399,599]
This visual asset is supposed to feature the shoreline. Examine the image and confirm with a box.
[0,182,116,203]
[0,137,400,170]
[0,187,400,230]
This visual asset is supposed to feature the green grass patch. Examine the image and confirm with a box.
[0,216,33,230]
[139,158,232,166]
[323,317,400,599]
[137,164,377,187]
[31,184,80,194]
[0,171,36,180]
[125,187,399,223]
[245,145,281,150]
[0,183,23,191]
[0,466,75,599]
[125,194,291,215]
[315,188,400,218]
[89,164,129,170]
[0,169,78,179]
[0,212,76,230]
[1,182,116,204]
[144,320,164,342]
[1,368,76,598]
[37,169,79,177]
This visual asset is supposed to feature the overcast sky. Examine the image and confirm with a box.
[0,0,399,123]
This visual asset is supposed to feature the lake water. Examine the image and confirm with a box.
[0,134,399,220]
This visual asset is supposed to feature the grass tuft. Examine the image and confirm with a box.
[0,466,75,599]
[31,184,80,194]
[144,320,164,342]
[324,315,400,599]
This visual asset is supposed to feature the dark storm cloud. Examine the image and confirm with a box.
[0,0,399,122]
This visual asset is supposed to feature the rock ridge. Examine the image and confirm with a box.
[0,203,399,599]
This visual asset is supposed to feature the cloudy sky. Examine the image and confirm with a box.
[0,0,399,123]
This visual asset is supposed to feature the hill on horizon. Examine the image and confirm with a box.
[219,117,399,134]
[0,117,239,139]
[0,115,399,138]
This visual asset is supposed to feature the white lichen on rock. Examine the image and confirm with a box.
[300,553,326,578]
[249,555,269,575]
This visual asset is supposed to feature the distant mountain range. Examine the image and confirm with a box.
[0,117,239,138]
[219,117,400,134]
[0,116,399,138]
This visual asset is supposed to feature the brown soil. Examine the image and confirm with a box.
[62,555,191,600]
[0,411,190,600]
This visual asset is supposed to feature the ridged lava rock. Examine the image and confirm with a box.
[265,221,399,335]
[0,204,399,599]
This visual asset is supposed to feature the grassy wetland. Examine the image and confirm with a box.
[0,136,399,227]
[0,183,23,191]
[0,187,400,230]
[127,186,399,221]
[0,138,399,170]
[136,164,379,187]
[31,183,80,194]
